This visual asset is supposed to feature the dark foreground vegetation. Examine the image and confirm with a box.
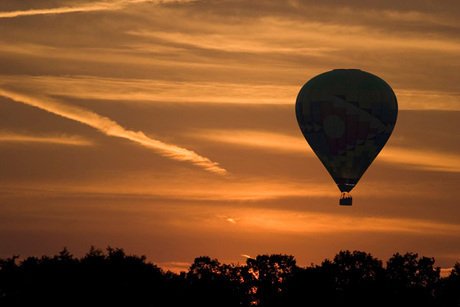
[1,247,459,307]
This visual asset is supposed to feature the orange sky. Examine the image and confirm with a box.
[0,0,459,272]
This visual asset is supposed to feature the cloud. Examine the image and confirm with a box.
[153,202,460,238]
[395,89,460,111]
[0,172,338,202]
[0,75,298,105]
[128,30,334,56]
[1,3,458,111]
[131,19,460,55]
[123,11,459,100]
[1,74,459,111]
[226,218,237,224]
[224,208,460,237]
[90,197,460,238]
[0,0,138,18]
[192,129,311,154]
[379,147,460,173]
[0,0,194,18]
[191,129,460,173]
[0,131,93,146]
[0,90,226,175]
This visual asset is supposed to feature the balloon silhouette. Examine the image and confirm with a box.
[296,69,398,206]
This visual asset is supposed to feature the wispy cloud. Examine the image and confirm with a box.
[1,74,459,111]
[114,200,460,238]
[0,0,194,18]
[128,30,334,56]
[132,17,460,54]
[0,0,138,18]
[0,131,93,146]
[0,174,337,201]
[0,75,297,105]
[379,147,460,173]
[192,129,311,154]
[396,89,460,111]
[225,208,460,237]
[152,203,460,238]
[192,129,460,173]
[0,90,226,175]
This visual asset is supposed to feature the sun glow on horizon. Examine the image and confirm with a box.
[0,0,459,274]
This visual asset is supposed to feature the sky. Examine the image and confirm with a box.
[0,0,459,273]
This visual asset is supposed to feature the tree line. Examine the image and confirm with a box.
[0,247,459,306]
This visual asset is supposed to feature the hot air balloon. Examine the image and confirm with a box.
[295,69,398,206]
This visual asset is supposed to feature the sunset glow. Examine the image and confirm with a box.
[0,0,459,274]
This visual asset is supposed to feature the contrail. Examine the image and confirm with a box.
[0,90,227,175]
[0,0,193,18]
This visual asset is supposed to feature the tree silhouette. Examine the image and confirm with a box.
[0,247,458,306]
[245,254,297,306]
[386,252,440,306]
[438,262,460,307]
[310,250,385,306]
[188,256,221,280]
[0,255,20,304]
[186,256,241,306]
[331,250,383,288]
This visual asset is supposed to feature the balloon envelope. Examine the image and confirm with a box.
[295,69,398,195]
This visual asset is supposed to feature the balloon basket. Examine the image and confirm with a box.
[340,193,352,206]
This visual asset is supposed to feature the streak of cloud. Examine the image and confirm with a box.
[396,89,460,111]
[0,174,339,202]
[0,75,298,105]
[0,131,93,146]
[0,0,194,18]
[1,75,459,111]
[0,90,227,175]
[111,201,460,238]
[159,204,460,238]
[128,30,334,56]
[192,129,460,173]
[193,129,311,154]
[379,147,460,173]
[227,209,460,237]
